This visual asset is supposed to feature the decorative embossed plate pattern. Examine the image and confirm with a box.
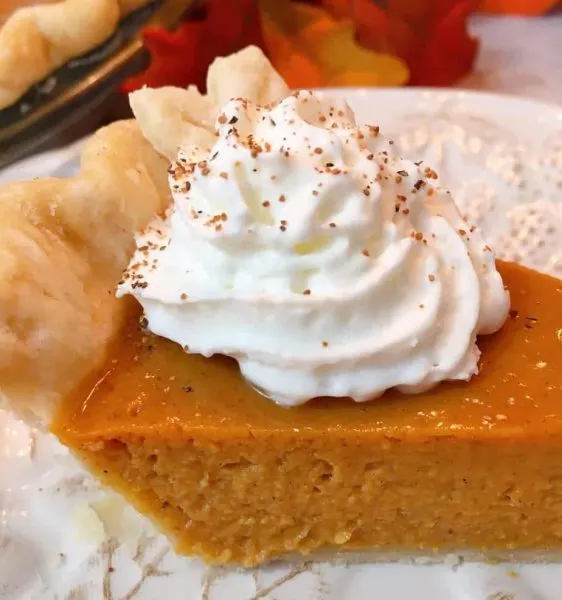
[0,89,561,600]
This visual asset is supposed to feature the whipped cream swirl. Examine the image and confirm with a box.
[118,90,510,406]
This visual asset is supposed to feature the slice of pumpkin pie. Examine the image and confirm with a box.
[1,46,561,567]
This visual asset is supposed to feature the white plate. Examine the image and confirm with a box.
[1,88,561,600]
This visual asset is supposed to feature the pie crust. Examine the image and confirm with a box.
[0,45,289,423]
[0,0,152,110]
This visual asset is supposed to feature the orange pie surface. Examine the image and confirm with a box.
[53,260,562,566]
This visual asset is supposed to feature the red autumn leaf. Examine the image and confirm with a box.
[410,0,479,86]
[122,0,264,94]
[353,0,478,87]
[123,0,477,92]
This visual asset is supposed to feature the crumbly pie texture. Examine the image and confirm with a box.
[0,0,152,110]
[0,45,289,424]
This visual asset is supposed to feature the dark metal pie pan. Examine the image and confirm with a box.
[0,0,197,169]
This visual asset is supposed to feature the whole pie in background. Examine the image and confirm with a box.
[0,46,561,568]
[0,0,152,110]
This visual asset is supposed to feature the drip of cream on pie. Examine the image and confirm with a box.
[118,90,510,406]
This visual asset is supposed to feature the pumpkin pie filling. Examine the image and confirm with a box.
[53,260,562,566]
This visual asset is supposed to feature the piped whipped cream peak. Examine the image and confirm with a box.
[118,90,510,406]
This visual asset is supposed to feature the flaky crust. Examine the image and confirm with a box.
[130,45,290,160]
[0,120,170,423]
[0,45,289,424]
[0,0,152,110]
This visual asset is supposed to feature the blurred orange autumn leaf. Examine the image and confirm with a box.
[123,0,482,94]
[259,0,409,88]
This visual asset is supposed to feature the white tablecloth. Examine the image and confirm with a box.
[463,14,562,104]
